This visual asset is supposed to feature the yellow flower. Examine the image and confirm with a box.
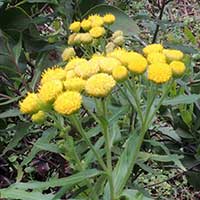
[54,91,82,115]
[81,19,92,31]
[31,111,46,124]
[107,48,129,65]
[89,27,105,38]
[113,36,124,46]
[61,47,76,61]
[98,57,121,74]
[103,13,115,24]
[127,52,147,74]
[112,30,123,39]
[112,65,128,81]
[143,44,163,56]
[40,67,66,85]
[38,80,63,103]
[85,73,116,97]
[170,61,186,77]
[74,60,99,79]
[64,77,86,92]
[106,42,116,53]
[65,57,87,71]
[68,33,77,45]
[147,52,166,64]
[88,14,104,27]
[19,92,41,114]
[148,63,172,84]
[80,33,93,44]
[66,70,77,79]
[163,49,184,61]
[69,21,81,32]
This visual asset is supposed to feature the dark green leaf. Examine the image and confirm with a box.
[162,94,200,106]
[0,108,20,118]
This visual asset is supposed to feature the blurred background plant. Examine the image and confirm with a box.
[0,0,200,199]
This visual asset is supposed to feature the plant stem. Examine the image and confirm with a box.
[101,99,115,200]
[70,114,107,171]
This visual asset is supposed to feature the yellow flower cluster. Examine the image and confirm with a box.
[142,44,186,83]
[19,14,187,123]
[67,13,115,45]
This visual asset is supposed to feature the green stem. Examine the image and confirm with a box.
[101,100,115,200]
[70,114,107,171]
[125,79,143,123]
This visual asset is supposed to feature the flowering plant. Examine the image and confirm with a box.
[18,13,187,199]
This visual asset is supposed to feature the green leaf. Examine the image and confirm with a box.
[104,131,143,199]
[138,152,185,170]
[12,169,103,190]
[79,0,104,14]
[184,26,197,44]
[13,33,22,64]
[1,122,31,156]
[121,189,153,200]
[84,4,139,36]
[162,94,200,106]
[27,0,58,3]
[21,128,58,166]
[0,108,20,118]
[0,188,55,200]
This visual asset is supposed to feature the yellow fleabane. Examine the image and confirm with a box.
[103,13,115,24]
[65,57,87,71]
[81,19,92,31]
[41,67,66,85]
[170,61,185,77]
[74,61,99,79]
[163,49,184,61]
[147,52,166,64]
[64,77,86,92]
[38,80,63,103]
[31,111,46,124]
[61,47,75,61]
[69,21,81,32]
[85,73,116,97]
[112,65,128,81]
[54,91,82,115]
[148,63,172,84]
[127,52,147,74]
[89,27,105,38]
[19,92,41,114]
[88,14,104,27]
[143,44,163,56]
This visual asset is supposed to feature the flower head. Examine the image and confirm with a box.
[112,30,123,38]
[170,61,185,77]
[31,111,46,124]
[38,80,63,103]
[98,57,121,74]
[19,92,41,114]
[85,73,116,97]
[127,52,147,74]
[79,33,93,44]
[103,13,115,24]
[64,77,86,92]
[147,52,166,64]
[68,33,78,45]
[163,49,184,61]
[66,70,77,79]
[74,60,99,79]
[107,48,128,65]
[69,21,81,32]
[89,26,105,38]
[81,19,92,31]
[88,15,104,27]
[54,91,82,115]
[61,47,75,61]
[41,67,66,85]
[143,44,163,56]
[112,65,128,81]
[148,63,172,84]
[65,57,87,71]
